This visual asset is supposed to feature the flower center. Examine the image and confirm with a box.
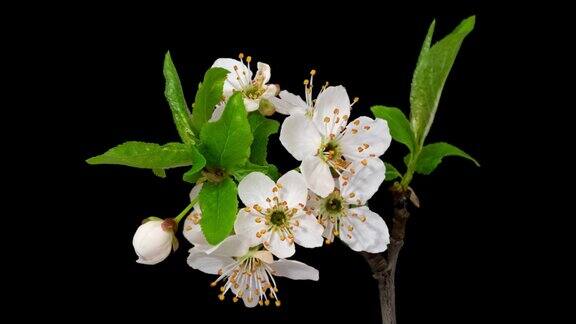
[269,210,287,226]
[319,140,350,176]
[320,191,347,218]
[244,84,266,99]
[211,247,281,306]
[325,197,343,213]
[321,141,343,162]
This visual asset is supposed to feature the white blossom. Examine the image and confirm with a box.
[187,235,318,307]
[234,171,324,258]
[212,54,278,113]
[268,69,322,117]
[280,85,392,197]
[306,158,390,253]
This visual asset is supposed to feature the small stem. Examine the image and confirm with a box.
[400,146,421,189]
[174,198,198,224]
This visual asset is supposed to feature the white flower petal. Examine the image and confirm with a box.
[256,62,271,84]
[340,117,392,160]
[270,259,319,281]
[243,98,259,112]
[136,247,171,265]
[279,113,322,161]
[339,206,390,253]
[234,209,267,247]
[265,230,295,258]
[183,207,207,246]
[305,190,322,212]
[253,250,274,264]
[209,102,225,122]
[212,58,250,95]
[301,156,334,198]
[292,212,324,248]
[313,85,351,138]
[321,220,336,243]
[262,84,278,99]
[268,90,307,115]
[277,170,308,209]
[242,295,260,308]
[189,183,204,202]
[237,172,276,208]
[205,234,250,257]
[186,247,234,275]
[339,158,385,205]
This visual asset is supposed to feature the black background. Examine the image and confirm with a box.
[53,2,509,323]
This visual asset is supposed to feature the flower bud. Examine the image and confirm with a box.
[132,218,178,265]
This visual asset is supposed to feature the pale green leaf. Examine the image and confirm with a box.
[371,105,415,152]
[200,92,253,172]
[410,16,475,147]
[163,52,196,144]
[190,67,229,134]
[414,142,479,175]
[248,112,279,165]
[231,161,280,182]
[385,162,402,181]
[199,178,238,245]
[182,145,207,183]
[152,168,166,178]
[86,141,196,169]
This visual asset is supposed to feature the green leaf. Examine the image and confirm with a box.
[231,161,279,182]
[410,16,475,147]
[182,145,207,183]
[199,177,238,245]
[200,92,253,172]
[163,52,196,144]
[86,141,196,169]
[248,112,280,165]
[384,162,402,181]
[371,105,415,152]
[152,168,166,178]
[404,153,412,168]
[264,164,280,181]
[190,67,229,135]
[414,142,479,175]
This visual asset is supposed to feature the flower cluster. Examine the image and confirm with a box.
[132,57,392,307]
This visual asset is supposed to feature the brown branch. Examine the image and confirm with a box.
[362,187,411,324]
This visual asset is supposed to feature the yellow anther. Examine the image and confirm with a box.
[233,296,239,303]
[304,79,309,85]
[210,281,217,287]
[310,69,317,76]
[218,294,225,301]
[239,53,244,59]
[275,300,281,307]
[265,300,270,306]
[246,56,252,63]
